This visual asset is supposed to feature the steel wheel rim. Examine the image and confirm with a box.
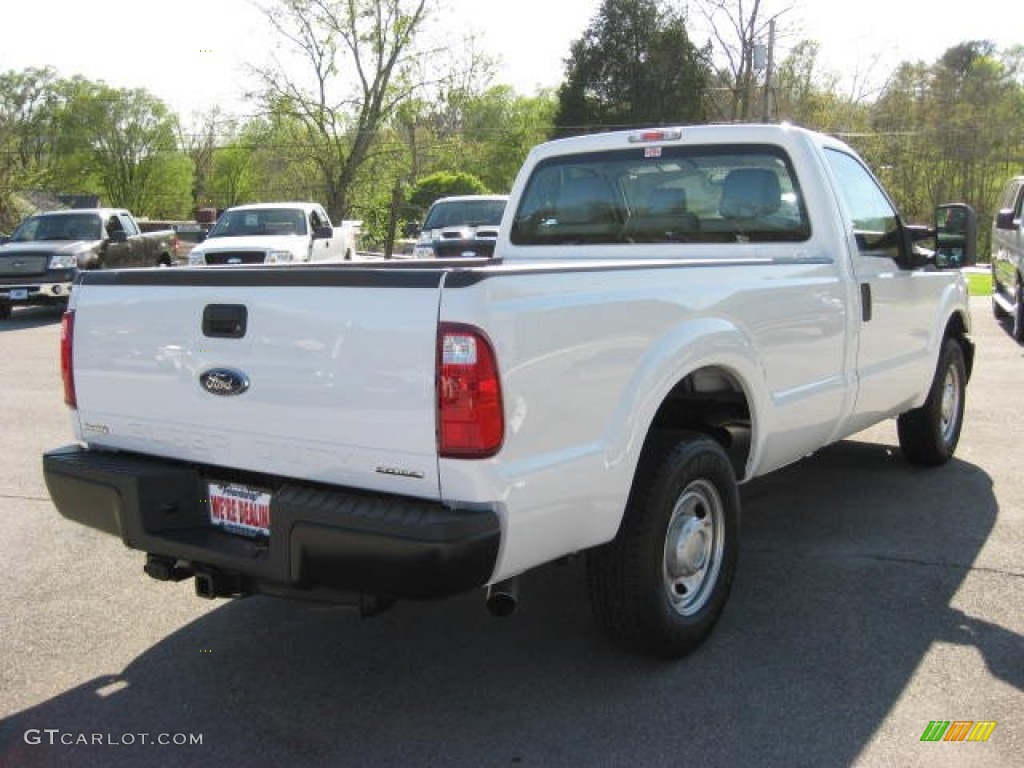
[662,479,724,616]
[939,362,962,445]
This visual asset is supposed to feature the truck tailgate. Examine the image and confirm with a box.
[68,268,443,499]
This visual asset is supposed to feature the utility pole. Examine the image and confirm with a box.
[761,18,776,122]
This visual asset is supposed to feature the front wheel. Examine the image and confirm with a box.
[586,431,740,658]
[897,338,967,466]
[0,301,11,320]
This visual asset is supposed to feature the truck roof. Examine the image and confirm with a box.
[30,208,130,219]
[431,195,509,204]
[528,123,852,161]
[225,202,325,213]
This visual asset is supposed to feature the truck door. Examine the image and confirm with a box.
[992,179,1023,294]
[310,207,336,260]
[823,148,948,429]
[103,214,134,268]
[117,214,147,267]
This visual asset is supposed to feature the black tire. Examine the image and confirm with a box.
[897,337,967,467]
[0,301,11,320]
[586,431,740,659]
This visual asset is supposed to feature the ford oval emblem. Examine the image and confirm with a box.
[199,368,250,396]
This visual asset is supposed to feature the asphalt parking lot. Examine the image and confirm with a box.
[0,297,1021,768]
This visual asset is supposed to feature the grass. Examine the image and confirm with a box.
[964,270,992,297]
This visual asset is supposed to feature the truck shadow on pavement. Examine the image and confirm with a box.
[0,305,63,331]
[1,438,1018,768]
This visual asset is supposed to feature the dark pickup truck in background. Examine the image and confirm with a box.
[410,195,508,259]
[0,208,174,319]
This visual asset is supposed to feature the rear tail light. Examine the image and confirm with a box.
[438,323,503,458]
[60,310,76,409]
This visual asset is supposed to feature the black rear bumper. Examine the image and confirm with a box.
[42,445,500,602]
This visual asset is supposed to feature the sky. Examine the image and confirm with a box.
[0,0,1018,124]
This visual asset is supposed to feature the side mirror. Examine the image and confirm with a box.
[108,230,128,244]
[934,203,977,268]
[313,226,333,240]
[994,208,1016,230]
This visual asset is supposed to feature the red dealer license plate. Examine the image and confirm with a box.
[208,482,272,538]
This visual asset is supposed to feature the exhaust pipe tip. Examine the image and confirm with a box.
[144,554,191,582]
[486,578,520,618]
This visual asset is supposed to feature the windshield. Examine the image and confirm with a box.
[510,145,810,245]
[208,208,308,238]
[423,199,506,229]
[12,213,103,242]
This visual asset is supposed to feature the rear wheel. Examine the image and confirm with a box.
[586,431,740,658]
[897,337,967,466]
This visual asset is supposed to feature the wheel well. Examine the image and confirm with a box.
[944,312,974,381]
[647,366,752,479]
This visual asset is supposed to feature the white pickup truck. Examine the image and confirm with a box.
[44,125,977,658]
[187,202,359,265]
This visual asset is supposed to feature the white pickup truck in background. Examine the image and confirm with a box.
[187,202,360,265]
[44,124,976,658]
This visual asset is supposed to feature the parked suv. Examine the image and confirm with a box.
[411,195,508,259]
[992,176,1024,341]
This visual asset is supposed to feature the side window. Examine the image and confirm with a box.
[1012,183,1024,219]
[106,215,124,235]
[315,207,332,228]
[824,149,901,259]
[118,214,139,236]
[998,179,1021,213]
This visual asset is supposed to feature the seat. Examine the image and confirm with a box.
[719,168,781,220]
[648,186,689,215]
[556,175,619,226]
[625,185,699,241]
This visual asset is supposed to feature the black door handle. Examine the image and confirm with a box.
[203,304,247,338]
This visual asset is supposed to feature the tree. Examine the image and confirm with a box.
[554,0,710,135]
[407,170,488,219]
[251,0,433,221]
[0,67,63,228]
[58,81,192,216]
[695,0,794,121]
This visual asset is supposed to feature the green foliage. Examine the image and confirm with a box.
[407,172,489,220]
[845,41,1024,257]
[251,0,433,221]
[555,0,710,134]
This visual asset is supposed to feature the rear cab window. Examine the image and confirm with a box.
[510,145,810,246]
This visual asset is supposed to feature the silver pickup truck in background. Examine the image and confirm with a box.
[43,124,977,658]
[0,208,174,319]
[991,175,1024,340]
[410,195,508,259]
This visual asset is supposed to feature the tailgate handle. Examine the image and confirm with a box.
[202,304,247,338]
